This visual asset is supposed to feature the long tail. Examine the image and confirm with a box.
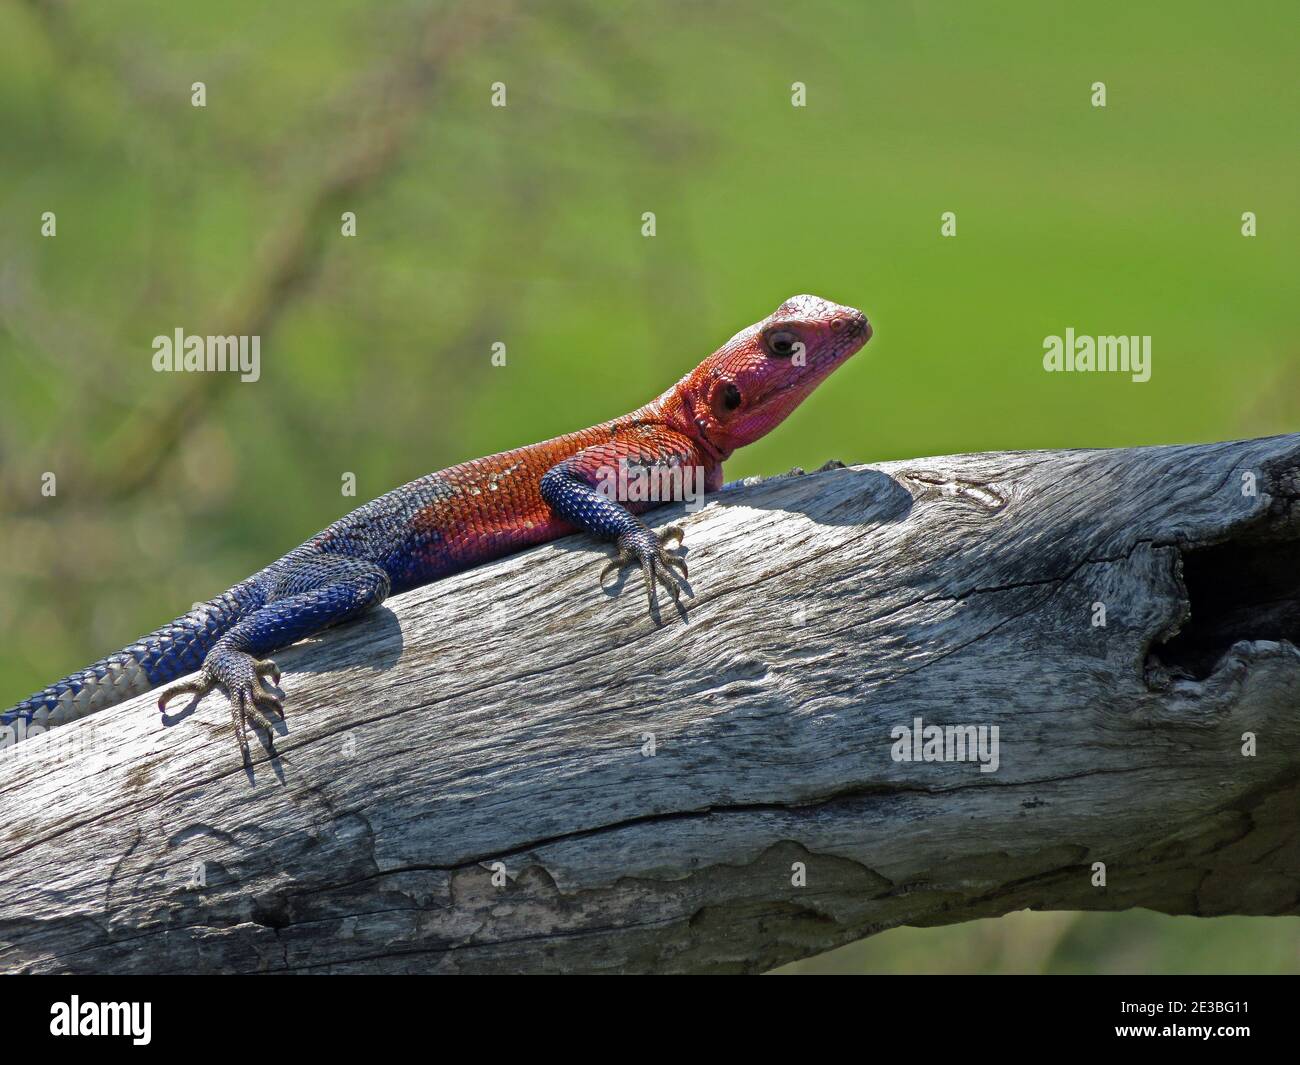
[1,587,254,740]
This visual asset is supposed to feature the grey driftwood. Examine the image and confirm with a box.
[2,434,1298,974]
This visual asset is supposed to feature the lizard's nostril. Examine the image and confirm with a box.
[831,313,868,337]
[830,311,869,336]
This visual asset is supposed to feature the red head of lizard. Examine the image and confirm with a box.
[656,294,871,461]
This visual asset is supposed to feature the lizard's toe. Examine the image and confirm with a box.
[660,548,688,580]
[243,691,282,731]
[157,671,215,712]
[652,556,685,605]
[228,678,284,759]
[228,693,253,760]
[253,658,282,685]
[599,547,636,587]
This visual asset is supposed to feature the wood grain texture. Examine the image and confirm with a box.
[3,435,1298,974]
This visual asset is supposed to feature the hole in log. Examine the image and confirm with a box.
[1148,536,1300,680]
[250,894,292,930]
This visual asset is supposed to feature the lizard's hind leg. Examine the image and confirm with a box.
[160,555,390,759]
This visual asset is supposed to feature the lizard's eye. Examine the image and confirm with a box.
[720,383,742,411]
[765,330,799,358]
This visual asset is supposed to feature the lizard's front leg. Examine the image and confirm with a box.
[539,429,706,617]
[157,554,390,758]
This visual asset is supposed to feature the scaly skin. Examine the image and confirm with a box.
[2,295,871,758]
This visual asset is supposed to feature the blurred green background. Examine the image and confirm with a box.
[1,0,1296,972]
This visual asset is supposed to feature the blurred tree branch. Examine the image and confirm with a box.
[5,0,516,510]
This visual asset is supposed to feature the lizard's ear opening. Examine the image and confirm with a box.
[713,381,743,417]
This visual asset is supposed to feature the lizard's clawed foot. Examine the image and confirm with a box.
[224,654,284,759]
[157,653,284,759]
[600,525,689,617]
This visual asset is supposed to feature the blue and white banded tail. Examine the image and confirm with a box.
[1,589,250,735]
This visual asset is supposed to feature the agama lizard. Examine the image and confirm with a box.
[2,295,871,758]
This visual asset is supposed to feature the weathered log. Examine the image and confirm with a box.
[2,434,1298,974]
